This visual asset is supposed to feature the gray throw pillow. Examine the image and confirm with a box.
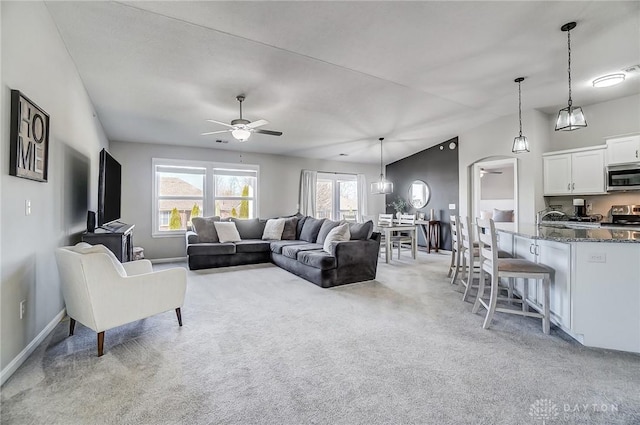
[192,216,221,242]
[493,209,514,223]
[296,216,307,239]
[280,216,299,240]
[316,219,340,245]
[299,217,325,243]
[348,221,374,240]
[231,218,266,239]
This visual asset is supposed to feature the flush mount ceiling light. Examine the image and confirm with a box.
[592,73,626,88]
[555,22,587,131]
[371,137,393,195]
[512,77,530,154]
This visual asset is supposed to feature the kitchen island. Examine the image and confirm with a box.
[496,224,640,353]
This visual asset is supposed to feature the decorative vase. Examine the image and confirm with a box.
[396,211,402,219]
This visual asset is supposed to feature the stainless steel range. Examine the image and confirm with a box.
[601,205,640,227]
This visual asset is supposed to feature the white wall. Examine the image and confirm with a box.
[458,109,551,225]
[1,2,109,375]
[110,141,383,259]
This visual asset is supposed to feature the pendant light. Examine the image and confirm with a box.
[555,22,587,131]
[512,77,530,153]
[371,137,393,194]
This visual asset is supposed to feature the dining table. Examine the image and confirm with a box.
[377,221,418,263]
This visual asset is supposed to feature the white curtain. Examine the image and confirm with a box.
[299,170,317,216]
[356,173,368,222]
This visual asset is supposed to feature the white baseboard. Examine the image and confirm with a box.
[1,308,66,386]
[150,257,187,264]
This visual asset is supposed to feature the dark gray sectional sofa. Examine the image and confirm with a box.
[185,214,381,288]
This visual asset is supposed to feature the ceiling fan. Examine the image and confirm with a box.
[202,95,283,142]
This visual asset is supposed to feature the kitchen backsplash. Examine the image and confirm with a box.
[545,193,640,219]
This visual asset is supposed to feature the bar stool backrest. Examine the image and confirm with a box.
[460,216,474,251]
[475,218,499,276]
[450,215,460,250]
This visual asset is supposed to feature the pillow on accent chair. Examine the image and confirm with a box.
[348,221,374,240]
[71,242,126,276]
[280,216,299,240]
[493,209,514,222]
[213,222,242,243]
[192,216,221,242]
[299,217,325,243]
[316,219,340,245]
[262,218,286,240]
[323,223,351,253]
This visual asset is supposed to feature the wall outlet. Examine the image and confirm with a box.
[449,204,456,210]
[25,200,31,216]
[586,203,593,214]
[19,300,26,320]
[587,252,606,263]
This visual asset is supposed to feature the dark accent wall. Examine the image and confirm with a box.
[385,137,459,250]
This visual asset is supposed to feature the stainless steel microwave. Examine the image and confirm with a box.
[607,164,640,191]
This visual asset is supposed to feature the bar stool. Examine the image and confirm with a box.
[472,218,553,334]
[447,215,461,284]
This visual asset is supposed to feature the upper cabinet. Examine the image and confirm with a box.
[543,146,606,196]
[606,135,640,165]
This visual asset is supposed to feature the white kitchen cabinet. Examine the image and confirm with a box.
[543,146,606,196]
[537,240,571,330]
[606,135,640,165]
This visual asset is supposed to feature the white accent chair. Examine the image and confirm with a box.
[55,243,187,356]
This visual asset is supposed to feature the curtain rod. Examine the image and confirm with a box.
[313,170,359,176]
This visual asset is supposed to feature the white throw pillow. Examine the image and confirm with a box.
[213,222,242,243]
[480,210,493,220]
[323,223,351,253]
[71,242,127,276]
[262,218,286,240]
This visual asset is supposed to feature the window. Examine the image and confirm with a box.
[315,173,358,221]
[153,159,259,236]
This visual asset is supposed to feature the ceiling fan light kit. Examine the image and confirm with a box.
[202,95,283,142]
[555,22,587,132]
[512,77,530,154]
[371,137,394,195]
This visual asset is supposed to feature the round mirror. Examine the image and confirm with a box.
[409,180,430,209]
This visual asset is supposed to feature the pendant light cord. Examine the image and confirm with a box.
[567,29,572,107]
[379,138,384,179]
[518,80,523,137]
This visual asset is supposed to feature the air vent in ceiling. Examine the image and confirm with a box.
[622,64,640,73]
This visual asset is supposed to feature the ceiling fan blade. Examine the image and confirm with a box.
[255,129,283,136]
[201,130,231,136]
[206,119,234,128]
[247,119,269,129]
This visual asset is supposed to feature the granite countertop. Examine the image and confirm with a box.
[497,224,640,243]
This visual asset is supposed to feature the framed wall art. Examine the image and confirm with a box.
[9,89,50,182]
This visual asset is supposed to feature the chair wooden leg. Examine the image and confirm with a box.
[175,308,183,326]
[472,266,485,314]
[482,273,499,329]
[507,278,514,305]
[450,250,460,285]
[447,248,455,277]
[97,332,105,357]
[69,318,76,336]
[462,254,474,303]
[542,278,551,335]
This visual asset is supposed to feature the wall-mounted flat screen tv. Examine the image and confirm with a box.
[97,148,122,227]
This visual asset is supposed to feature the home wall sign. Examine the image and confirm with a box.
[9,90,50,182]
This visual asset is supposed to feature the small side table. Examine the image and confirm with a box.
[427,220,440,253]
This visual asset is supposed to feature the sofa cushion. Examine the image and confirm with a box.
[348,221,374,240]
[234,240,272,254]
[187,243,236,256]
[213,222,241,243]
[296,250,337,270]
[323,223,351,253]
[281,243,323,259]
[316,219,340,245]
[281,216,299,240]
[262,218,286,240]
[299,217,325,242]
[270,240,307,254]
[231,218,266,240]
[192,216,221,242]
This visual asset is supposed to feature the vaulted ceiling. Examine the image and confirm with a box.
[46,1,640,164]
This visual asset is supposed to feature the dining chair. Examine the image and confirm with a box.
[472,218,553,334]
[448,215,462,284]
[377,214,394,259]
[392,213,416,258]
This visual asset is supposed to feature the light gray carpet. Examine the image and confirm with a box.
[1,252,638,425]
